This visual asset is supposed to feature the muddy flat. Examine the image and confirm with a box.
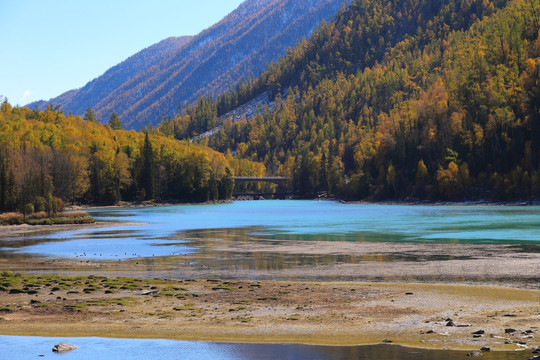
[0,273,539,351]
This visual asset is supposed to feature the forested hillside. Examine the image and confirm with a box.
[172,0,540,201]
[31,0,348,130]
[0,100,264,213]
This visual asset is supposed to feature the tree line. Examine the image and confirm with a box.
[0,102,264,214]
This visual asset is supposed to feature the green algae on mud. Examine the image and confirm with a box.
[0,272,539,352]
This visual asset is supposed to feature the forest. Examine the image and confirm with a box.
[164,0,540,201]
[0,102,264,214]
[3,0,540,211]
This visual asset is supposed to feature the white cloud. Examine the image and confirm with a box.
[19,90,31,104]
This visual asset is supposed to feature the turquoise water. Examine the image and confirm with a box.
[0,336,534,360]
[2,200,540,260]
[1,202,539,359]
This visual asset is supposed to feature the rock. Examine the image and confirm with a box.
[426,330,435,334]
[381,339,393,343]
[467,351,483,356]
[138,290,159,296]
[527,356,540,360]
[446,321,455,327]
[480,347,490,352]
[472,330,485,335]
[532,346,540,354]
[52,342,78,353]
[505,328,517,333]
[473,334,483,338]
[503,314,517,317]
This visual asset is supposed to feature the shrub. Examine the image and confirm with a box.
[0,212,23,225]
[23,203,34,217]
[34,196,47,212]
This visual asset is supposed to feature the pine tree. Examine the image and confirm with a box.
[108,112,123,130]
[140,133,157,200]
[84,108,97,122]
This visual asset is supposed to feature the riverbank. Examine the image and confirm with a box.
[66,199,233,211]
[0,211,94,226]
[0,272,538,352]
[0,221,135,239]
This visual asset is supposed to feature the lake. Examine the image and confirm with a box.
[0,336,535,360]
[3,200,540,262]
[1,201,539,359]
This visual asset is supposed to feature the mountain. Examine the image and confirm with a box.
[30,0,349,130]
[29,36,192,120]
[183,0,540,201]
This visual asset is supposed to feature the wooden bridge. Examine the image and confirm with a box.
[233,176,289,184]
[233,176,291,197]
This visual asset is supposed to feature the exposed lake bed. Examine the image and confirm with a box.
[1,201,539,357]
[0,273,539,353]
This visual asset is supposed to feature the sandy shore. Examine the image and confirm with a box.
[0,274,538,351]
[0,221,123,238]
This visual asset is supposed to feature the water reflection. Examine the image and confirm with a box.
[0,336,533,360]
[1,201,540,265]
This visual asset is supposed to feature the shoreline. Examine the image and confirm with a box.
[0,220,143,238]
[0,274,538,352]
[1,201,539,353]
[63,197,540,211]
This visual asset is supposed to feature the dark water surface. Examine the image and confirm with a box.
[0,336,535,360]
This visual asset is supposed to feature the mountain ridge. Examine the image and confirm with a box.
[29,36,192,116]
[30,0,348,130]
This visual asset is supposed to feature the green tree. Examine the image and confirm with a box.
[84,108,97,122]
[140,133,157,200]
[108,112,123,130]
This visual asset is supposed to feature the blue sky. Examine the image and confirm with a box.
[0,0,244,106]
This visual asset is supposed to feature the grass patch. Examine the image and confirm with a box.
[120,283,142,290]
[162,285,187,292]
[8,288,25,294]
[65,297,135,311]
[287,314,301,321]
[212,284,236,291]
[235,316,252,323]
[173,303,195,311]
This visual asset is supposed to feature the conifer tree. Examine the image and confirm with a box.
[84,108,97,122]
[140,132,157,200]
[108,112,123,130]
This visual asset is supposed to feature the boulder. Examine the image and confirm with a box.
[467,351,483,356]
[52,342,78,353]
